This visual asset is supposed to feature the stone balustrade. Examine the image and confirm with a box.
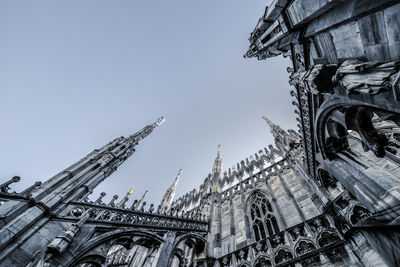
[63,201,209,232]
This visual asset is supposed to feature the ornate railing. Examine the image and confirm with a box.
[61,201,209,232]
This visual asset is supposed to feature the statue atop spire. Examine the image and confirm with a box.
[262,116,300,154]
[155,116,165,126]
[128,116,165,144]
[159,169,182,213]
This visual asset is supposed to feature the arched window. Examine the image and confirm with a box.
[106,244,128,266]
[248,191,279,241]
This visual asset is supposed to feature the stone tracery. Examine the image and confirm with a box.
[248,191,280,242]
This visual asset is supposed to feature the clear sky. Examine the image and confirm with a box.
[0,1,296,206]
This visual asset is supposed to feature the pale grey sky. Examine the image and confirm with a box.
[0,0,295,205]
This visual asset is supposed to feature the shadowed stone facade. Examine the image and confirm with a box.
[1,1,400,266]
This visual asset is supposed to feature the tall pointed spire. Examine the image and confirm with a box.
[159,169,182,212]
[0,117,165,254]
[262,116,299,153]
[262,116,287,138]
[37,116,165,199]
[212,144,222,177]
[211,144,223,193]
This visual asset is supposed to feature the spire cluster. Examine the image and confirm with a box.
[170,143,283,212]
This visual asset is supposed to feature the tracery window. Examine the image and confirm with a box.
[248,191,279,241]
[106,244,128,266]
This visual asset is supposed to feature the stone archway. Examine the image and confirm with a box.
[68,229,164,267]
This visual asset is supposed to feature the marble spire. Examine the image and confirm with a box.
[211,144,223,193]
[262,116,300,153]
[159,169,182,212]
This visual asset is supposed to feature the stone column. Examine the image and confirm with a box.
[155,231,176,267]
[240,183,252,242]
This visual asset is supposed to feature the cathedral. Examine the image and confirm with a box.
[1,0,400,266]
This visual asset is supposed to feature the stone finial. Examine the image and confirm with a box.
[134,190,148,209]
[95,192,106,204]
[0,176,20,193]
[130,200,138,210]
[140,201,146,212]
[20,181,41,197]
[116,196,129,208]
[148,203,154,213]
[156,205,162,214]
[108,195,118,206]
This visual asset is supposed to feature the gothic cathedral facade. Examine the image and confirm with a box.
[1,1,400,266]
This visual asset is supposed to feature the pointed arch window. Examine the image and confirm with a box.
[248,191,279,241]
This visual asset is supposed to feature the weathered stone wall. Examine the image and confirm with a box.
[1,220,72,266]
[307,2,400,64]
[206,163,322,259]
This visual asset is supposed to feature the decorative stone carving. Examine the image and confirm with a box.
[254,256,272,267]
[274,249,293,264]
[64,202,208,232]
[0,176,20,193]
[106,245,129,266]
[333,60,400,95]
[318,232,340,247]
[295,240,316,256]
[345,106,388,157]
[325,137,349,159]
[350,205,371,225]
[289,64,337,94]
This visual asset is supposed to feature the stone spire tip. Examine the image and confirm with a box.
[262,116,274,128]
[173,169,182,186]
[155,116,165,126]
